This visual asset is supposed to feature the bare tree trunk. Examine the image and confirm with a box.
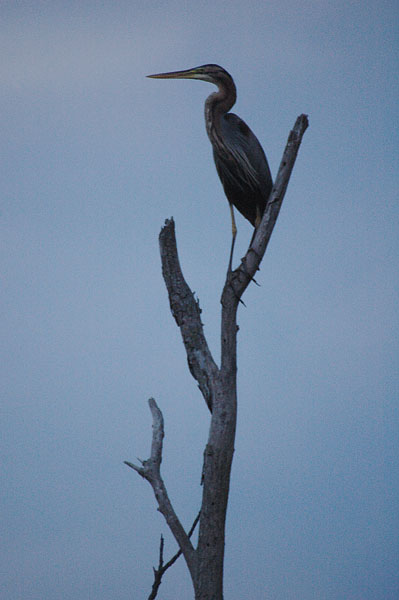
[126,114,308,599]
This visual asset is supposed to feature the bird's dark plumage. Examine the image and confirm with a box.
[212,112,272,226]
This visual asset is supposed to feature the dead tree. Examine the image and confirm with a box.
[126,114,309,599]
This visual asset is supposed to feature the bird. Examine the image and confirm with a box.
[147,64,273,270]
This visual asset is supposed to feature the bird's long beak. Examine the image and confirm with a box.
[147,67,199,80]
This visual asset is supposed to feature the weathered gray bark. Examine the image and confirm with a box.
[127,114,308,599]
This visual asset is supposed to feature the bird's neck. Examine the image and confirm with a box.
[204,76,236,144]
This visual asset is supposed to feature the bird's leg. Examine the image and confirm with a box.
[228,234,237,274]
[239,205,262,285]
[226,206,247,305]
[255,205,262,228]
[248,204,262,252]
[227,203,237,273]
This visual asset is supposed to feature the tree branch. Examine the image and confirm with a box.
[125,398,196,578]
[159,221,219,411]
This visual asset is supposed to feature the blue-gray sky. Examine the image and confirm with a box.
[2,1,398,598]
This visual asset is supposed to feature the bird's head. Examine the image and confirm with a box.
[147,64,232,87]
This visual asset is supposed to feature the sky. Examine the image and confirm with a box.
[1,1,398,598]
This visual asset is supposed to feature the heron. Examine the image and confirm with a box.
[147,64,273,270]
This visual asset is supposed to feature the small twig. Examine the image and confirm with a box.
[148,511,201,600]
